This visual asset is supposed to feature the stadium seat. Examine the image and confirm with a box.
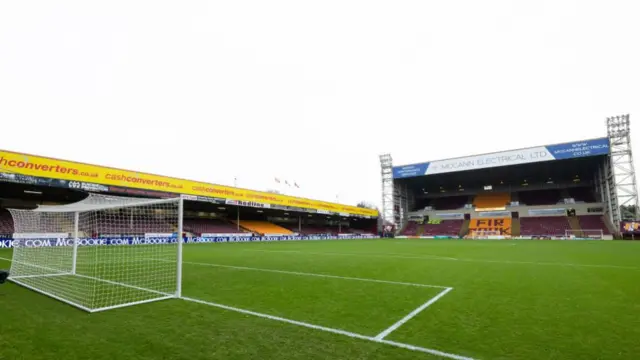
[473,193,510,209]
[235,220,293,235]
[0,209,14,235]
[520,216,569,237]
[399,221,419,235]
[1,210,74,234]
[90,217,173,236]
[299,225,334,235]
[422,219,463,236]
[577,215,611,235]
[183,218,247,235]
[277,223,331,235]
[273,222,372,235]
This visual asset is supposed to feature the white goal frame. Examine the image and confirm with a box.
[564,229,604,239]
[7,194,184,312]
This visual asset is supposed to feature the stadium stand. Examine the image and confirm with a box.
[282,222,376,236]
[422,219,463,236]
[388,133,635,239]
[291,224,330,235]
[273,222,345,235]
[399,221,419,236]
[236,220,293,235]
[520,216,569,237]
[92,217,174,235]
[577,215,611,234]
[473,193,510,209]
[1,205,176,237]
[0,209,13,235]
[183,218,247,235]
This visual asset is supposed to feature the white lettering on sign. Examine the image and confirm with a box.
[425,147,552,175]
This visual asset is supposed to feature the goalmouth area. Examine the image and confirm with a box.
[2,237,639,360]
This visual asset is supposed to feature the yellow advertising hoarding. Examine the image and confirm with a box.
[0,150,378,217]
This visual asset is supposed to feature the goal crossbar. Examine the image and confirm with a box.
[30,196,180,213]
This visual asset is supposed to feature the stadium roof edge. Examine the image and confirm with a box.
[0,148,378,217]
[394,136,609,168]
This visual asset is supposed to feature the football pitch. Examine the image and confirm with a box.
[1,239,639,360]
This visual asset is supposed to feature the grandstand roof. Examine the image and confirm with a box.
[0,149,378,218]
[401,155,602,193]
[393,137,610,178]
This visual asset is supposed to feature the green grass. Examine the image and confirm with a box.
[1,239,640,359]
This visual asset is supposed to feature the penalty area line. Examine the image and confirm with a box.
[243,249,459,261]
[244,249,640,270]
[180,296,475,360]
[151,258,451,289]
[374,287,453,341]
[186,261,449,289]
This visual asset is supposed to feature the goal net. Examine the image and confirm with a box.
[564,229,604,239]
[8,194,183,312]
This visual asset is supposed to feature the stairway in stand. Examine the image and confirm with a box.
[567,216,582,237]
[459,219,470,237]
[511,218,521,237]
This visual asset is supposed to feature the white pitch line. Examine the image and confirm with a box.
[243,249,459,261]
[10,273,71,279]
[457,258,639,270]
[243,249,640,270]
[74,273,172,297]
[155,259,450,289]
[374,287,453,341]
[1,256,71,275]
[181,296,475,360]
[380,251,459,261]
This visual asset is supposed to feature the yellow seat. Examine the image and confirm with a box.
[474,193,510,210]
[235,220,293,235]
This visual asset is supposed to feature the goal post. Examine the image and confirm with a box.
[8,194,183,312]
[176,195,184,298]
[564,229,605,239]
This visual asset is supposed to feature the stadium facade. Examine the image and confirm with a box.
[380,114,639,239]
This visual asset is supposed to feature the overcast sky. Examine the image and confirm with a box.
[1,0,638,208]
